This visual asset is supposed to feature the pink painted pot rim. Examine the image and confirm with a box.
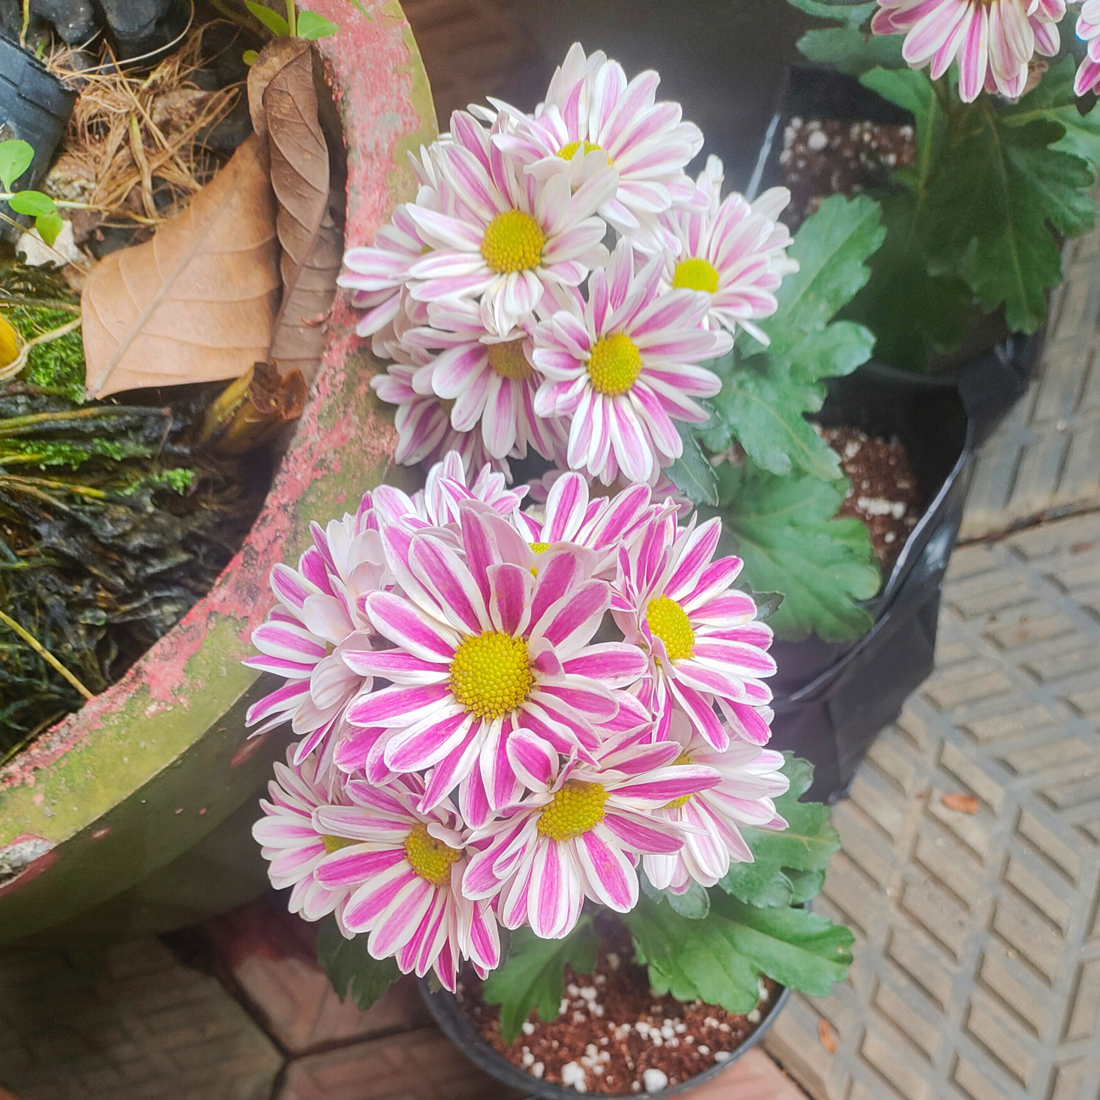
[0,0,435,800]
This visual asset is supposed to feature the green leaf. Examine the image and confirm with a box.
[8,190,56,217]
[482,917,599,1044]
[245,0,290,35]
[717,462,880,642]
[920,100,1094,333]
[755,193,885,355]
[787,869,828,905]
[704,197,881,479]
[786,0,876,26]
[34,212,64,247]
[623,890,853,1010]
[297,9,339,38]
[667,880,711,920]
[798,26,905,75]
[316,919,401,1010]
[720,755,842,905]
[0,139,34,192]
[860,67,946,185]
[242,48,259,64]
[1002,56,1100,170]
[844,190,973,372]
[710,893,854,998]
[706,322,874,479]
[667,422,718,505]
[624,892,760,1013]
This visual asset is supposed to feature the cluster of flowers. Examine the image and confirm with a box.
[338,43,797,487]
[248,454,789,989]
[871,0,1100,101]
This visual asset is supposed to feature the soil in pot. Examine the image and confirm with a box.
[458,917,780,1095]
[780,115,915,229]
[822,425,923,567]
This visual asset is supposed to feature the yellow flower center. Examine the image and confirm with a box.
[321,834,358,854]
[404,823,462,887]
[665,753,695,810]
[672,257,721,294]
[487,338,534,380]
[529,542,550,554]
[449,630,533,719]
[481,209,546,274]
[586,333,642,396]
[646,595,695,661]
[557,140,613,166]
[537,780,609,842]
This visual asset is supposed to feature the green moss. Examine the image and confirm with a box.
[120,467,196,495]
[3,306,85,403]
[0,437,154,469]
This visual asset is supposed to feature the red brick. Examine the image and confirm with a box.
[206,896,430,1055]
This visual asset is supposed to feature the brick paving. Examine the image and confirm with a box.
[763,522,1100,1100]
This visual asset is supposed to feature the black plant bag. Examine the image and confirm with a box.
[747,66,1041,800]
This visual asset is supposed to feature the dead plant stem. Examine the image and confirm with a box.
[0,608,94,700]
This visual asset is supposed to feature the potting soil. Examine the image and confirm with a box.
[458,919,777,1094]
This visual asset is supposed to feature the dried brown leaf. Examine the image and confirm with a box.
[942,792,980,814]
[250,37,341,383]
[81,135,280,398]
[818,1018,837,1054]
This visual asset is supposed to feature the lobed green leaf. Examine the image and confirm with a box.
[316,918,401,1011]
[482,917,599,1044]
[717,462,879,641]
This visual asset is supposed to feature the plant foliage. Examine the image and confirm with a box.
[316,917,401,1010]
[483,917,600,1044]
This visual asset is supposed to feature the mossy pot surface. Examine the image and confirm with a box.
[0,0,436,946]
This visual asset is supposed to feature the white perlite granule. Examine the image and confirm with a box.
[561,1061,588,1092]
[642,1067,669,1092]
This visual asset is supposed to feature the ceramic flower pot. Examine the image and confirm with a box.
[420,978,791,1099]
[0,0,435,946]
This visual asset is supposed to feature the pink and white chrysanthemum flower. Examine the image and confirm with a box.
[313,776,500,991]
[403,298,565,461]
[533,241,730,485]
[342,506,648,828]
[370,357,502,473]
[871,0,1059,101]
[611,511,776,752]
[339,205,427,342]
[493,42,704,254]
[1074,0,1100,93]
[244,542,373,765]
[658,156,798,346]
[253,748,354,925]
[373,451,528,533]
[643,718,789,894]
[513,470,654,577]
[405,123,618,336]
[463,730,721,939]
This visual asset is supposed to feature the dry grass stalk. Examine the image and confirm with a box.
[43,23,243,228]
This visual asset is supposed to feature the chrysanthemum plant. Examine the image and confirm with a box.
[790,0,1100,370]
[248,45,861,1042]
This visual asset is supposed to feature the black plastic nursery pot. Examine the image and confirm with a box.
[420,977,791,1099]
[748,63,1042,437]
[766,351,1043,802]
[743,63,1043,800]
[0,33,76,239]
